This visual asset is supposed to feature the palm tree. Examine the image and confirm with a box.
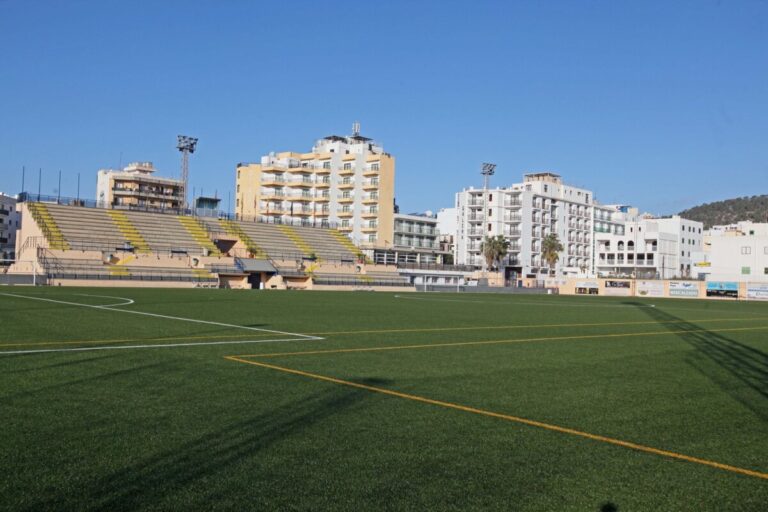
[542,233,564,276]
[481,235,510,271]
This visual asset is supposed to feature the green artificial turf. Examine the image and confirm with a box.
[1,287,767,511]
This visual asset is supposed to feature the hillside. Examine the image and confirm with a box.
[678,195,768,228]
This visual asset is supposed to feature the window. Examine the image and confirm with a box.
[488,209,492,216]
[750,230,755,235]
[322,161,331,169]
[487,223,492,231]
[341,219,350,227]
[236,184,240,192]
[764,267,768,275]
[741,246,752,255]
[489,194,493,202]
[742,266,751,275]
[765,246,768,255]
[343,163,352,170]
[371,163,380,171]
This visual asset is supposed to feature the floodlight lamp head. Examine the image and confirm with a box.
[177,135,199,153]
[481,162,496,176]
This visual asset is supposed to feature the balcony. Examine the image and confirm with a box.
[504,214,521,222]
[362,209,378,218]
[339,181,355,190]
[504,229,521,237]
[339,167,355,176]
[339,195,355,203]
[286,179,314,188]
[363,180,379,190]
[504,199,522,207]
[315,178,331,188]
[363,167,379,177]
[362,196,378,204]
[315,193,330,202]
[261,177,286,186]
[362,225,378,233]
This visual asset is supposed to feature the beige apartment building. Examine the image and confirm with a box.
[235,128,394,246]
[96,162,184,211]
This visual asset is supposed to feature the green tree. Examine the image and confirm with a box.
[481,235,510,271]
[542,233,564,276]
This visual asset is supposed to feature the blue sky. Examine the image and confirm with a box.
[1,0,766,214]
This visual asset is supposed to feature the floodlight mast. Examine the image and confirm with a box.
[177,135,198,209]
[480,162,496,275]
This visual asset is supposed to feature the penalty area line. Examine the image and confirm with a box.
[0,337,317,355]
[0,292,321,342]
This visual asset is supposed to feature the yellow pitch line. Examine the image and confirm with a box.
[225,355,768,481]
[1,316,764,349]
[234,325,768,358]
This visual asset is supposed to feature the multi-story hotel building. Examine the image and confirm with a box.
[235,128,394,246]
[96,162,184,210]
[455,172,607,278]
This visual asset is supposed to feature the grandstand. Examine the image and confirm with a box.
[8,201,414,290]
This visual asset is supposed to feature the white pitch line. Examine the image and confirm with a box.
[0,292,323,343]
[74,293,135,307]
[0,337,311,355]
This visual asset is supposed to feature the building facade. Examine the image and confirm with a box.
[594,214,703,279]
[97,162,184,210]
[0,193,20,261]
[371,212,445,265]
[235,128,395,246]
[454,173,602,278]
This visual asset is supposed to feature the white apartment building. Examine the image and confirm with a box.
[707,233,768,283]
[0,193,20,260]
[455,172,607,278]
[594,214,703,279]
[436,207,457,258]
[697,222,768,283]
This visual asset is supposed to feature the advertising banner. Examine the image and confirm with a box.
[575,280,599,295]
[706,281,738,298]
[669,281,699,297]
[747,283,768,300]
[636,280,664,297]
[604,280,631,296]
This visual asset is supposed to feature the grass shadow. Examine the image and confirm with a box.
[22,377,392,511]
[626,301,768,420]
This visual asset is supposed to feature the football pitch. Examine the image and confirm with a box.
[1,287,767,511]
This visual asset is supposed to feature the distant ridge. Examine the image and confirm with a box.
[678,195,768,228]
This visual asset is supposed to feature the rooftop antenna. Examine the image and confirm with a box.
[177,135,198,209]
[352,121,360,137]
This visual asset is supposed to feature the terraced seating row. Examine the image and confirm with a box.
[210,219,360,262]
[312,272,411,287]
[33,204,217,255]
[288,225,359,261]
[38,204,125,250]
[215,220,305,260]
[119,210,214,255]
[40,256,216,282]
